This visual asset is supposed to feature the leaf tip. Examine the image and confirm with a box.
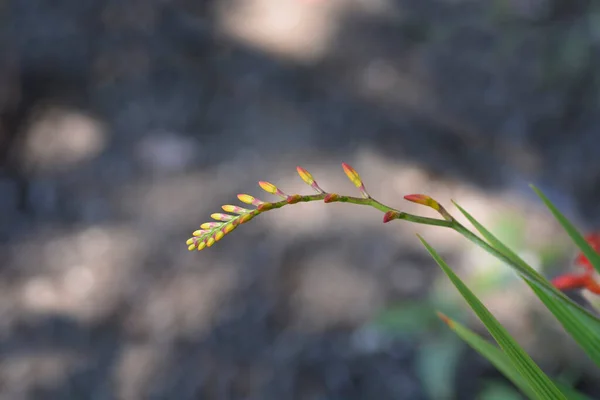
[436,311,454,328]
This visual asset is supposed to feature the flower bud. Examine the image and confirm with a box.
[342,163,369,198]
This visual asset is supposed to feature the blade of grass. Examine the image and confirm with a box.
[438,313,592,400]
[419,236,566,400]
[453,201,600,367]
[531,185,600,275]
[554,384,595,400]
[438,312,537,399]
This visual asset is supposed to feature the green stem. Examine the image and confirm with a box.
[263,193,454,228]
[207,189,539,286]
[268,191,555,290]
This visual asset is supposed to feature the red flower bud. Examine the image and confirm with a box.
[324,193,339,203]
[404,194,440,211]
[383,211,399,223]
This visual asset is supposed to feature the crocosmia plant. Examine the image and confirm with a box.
[187,163,600,400]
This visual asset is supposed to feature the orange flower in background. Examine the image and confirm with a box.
[552,233,600,295]
[574,232,600,271]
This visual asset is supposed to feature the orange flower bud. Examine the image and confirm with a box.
[404,194,453,221]
[296,166,314,185]
[403,194,440,211]
[259,181,288,198]
[342,162,369,198]
[383,211,399,223]
[237,194,264,206]
[296,166,325,193]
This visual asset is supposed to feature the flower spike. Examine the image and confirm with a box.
[296,166,325,194]
[186,163,457,253]
[259,181,288,199]
[341,163,369,198]
[404,194,441,210]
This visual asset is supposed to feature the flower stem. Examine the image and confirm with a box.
[270,191,554,291]
[261,193,454,228]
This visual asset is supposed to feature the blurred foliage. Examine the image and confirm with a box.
[369,197,600,399]
[478,381,523,400]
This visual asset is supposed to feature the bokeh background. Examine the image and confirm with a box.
[2,0,600,399]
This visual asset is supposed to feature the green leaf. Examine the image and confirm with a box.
[453,201,600,367]
[478,381,524,400]
[419,236,566,400]
[439,313,535,399]
[438,314,592,400]
[531,185,600,275]
[451,213,579,310]
[555,384,594,400]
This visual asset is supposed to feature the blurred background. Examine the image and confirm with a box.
[1,0,600,398]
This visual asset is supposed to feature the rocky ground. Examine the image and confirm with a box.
[1,0,600,399]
